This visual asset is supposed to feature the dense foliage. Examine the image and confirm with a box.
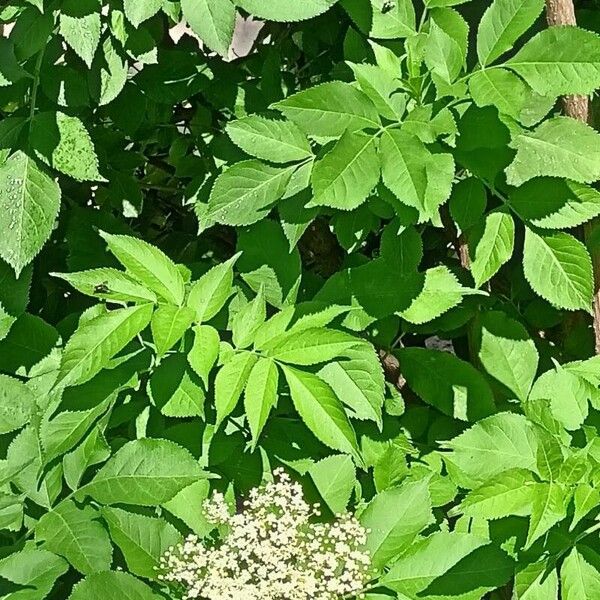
[3,0,600,597]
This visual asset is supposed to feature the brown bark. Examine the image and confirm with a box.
[545,0,600,353]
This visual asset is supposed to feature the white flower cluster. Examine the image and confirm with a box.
[159,468,372,599]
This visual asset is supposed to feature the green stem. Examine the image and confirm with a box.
[27,49,45,134]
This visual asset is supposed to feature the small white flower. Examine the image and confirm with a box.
[159,469,372,599]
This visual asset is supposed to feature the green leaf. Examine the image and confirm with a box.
[6,427,62,508]
[381,531,488,595]
[181,0,235,56]
[443,412,539,487]
[309,132,379,210]
[59,0,101,68]
[77,438,208,505]
[507,26,600,96]
[469,68,529,119]
[264,327,360,365]
[477,311,539,401]
[231,288,266,348]
[36,500,112,575]
[0,549,68,600]
[53,268,158,304]
[571,483,600,530]
[0,151,61,277]
[124,0,163,27]
[530,367,589,430]
[424,21,463,83]
[510,179,600,229]
[525,482,568,549]
[318,343,384,426]
[561,548,600,600]
[150,304,195,356]
[523,228,593,312]
[101,507,181,579]
[56,304,153,388]
[342,0,416,39]
[348,63,407,121]
[63,427,110,491]
[0,374,35,434]
[99,232,185,306]
[515,562,559,600]
[236,0,339,22]
[68,571,162,600]
[148,354,205,419]
[361,479,433,570]
[399,266,473,324]
[41,397,111,462]
[449,177,487,231]
[469,212,515,288]
[226,115,312,163]
[282,365,360,460]
[243,357,279,447]
[399,347,496,421]
[187,255,239,323]
[476,0,545,66]
[162,480,212,537]
[30,111,104,182]
[89,36,128,106]
[308,454,356,514]
[215,352,258,426]
[204,161,294,227]
[188,324,220,386]
[455,468,536,520]
[272,82,380,137]
[380,129,454,222]
[506,117,600,187]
